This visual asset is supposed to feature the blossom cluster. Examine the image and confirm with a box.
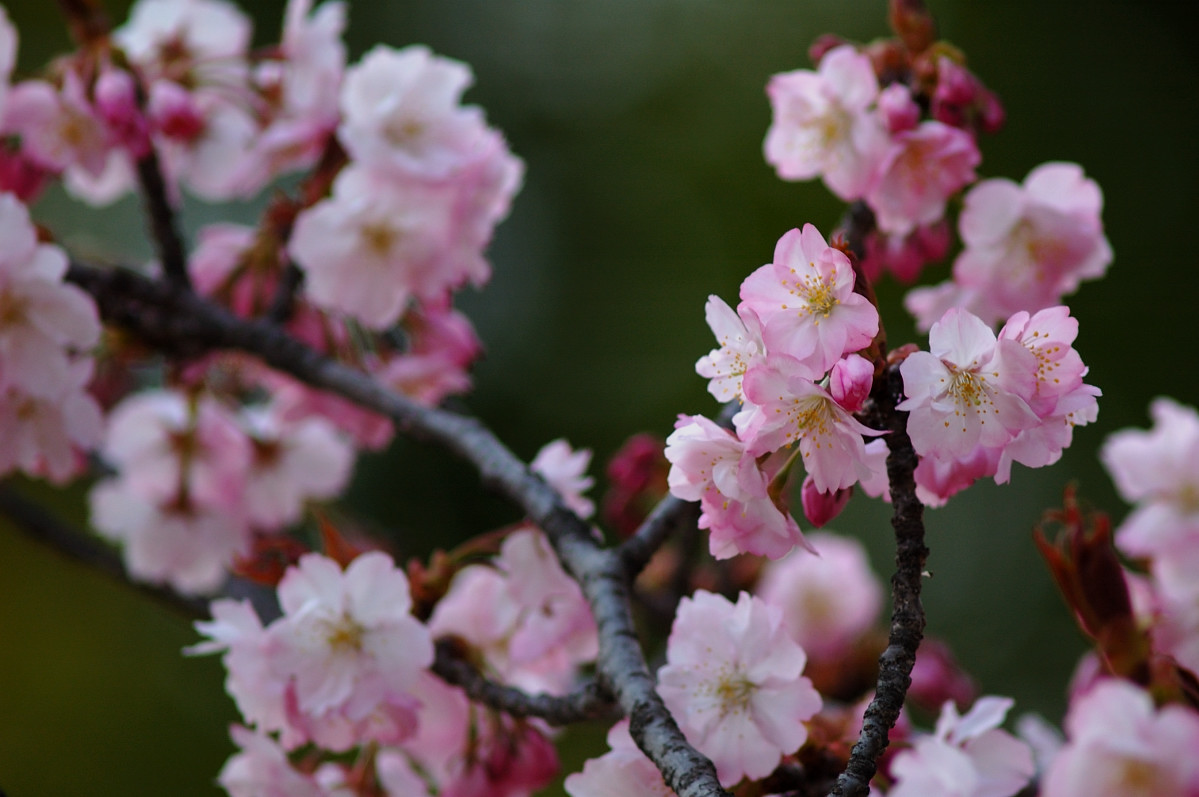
[666,223,886,559]
[764,40,1111,325]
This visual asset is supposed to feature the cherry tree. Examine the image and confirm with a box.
[1,1,1198,796]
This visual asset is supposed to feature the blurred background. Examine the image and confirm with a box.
[2,0,1197,793]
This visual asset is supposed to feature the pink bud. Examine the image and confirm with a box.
[148,80,205,143]
[878,83,921,133]
[95,67,151,157]
[829,354,874,412]
[801,475,852,528]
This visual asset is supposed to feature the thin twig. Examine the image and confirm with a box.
[134,152,192,290]
[828,363,928,797]
[431,638,620,726]
[67,260,732,797]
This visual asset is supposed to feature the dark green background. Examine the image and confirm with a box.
[2,0,1197,793]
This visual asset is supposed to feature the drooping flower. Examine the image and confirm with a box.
[531,438,596,519]
[657,590,822,786]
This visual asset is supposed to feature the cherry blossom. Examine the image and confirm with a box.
[0,193,101,399]
[237,403,356,530]
[739,354,884,493]
[764,44,888,201]
[531,438,595,519]
[695,294,765,403]
[0,358,103,483]
[1042,678,1199,797]
[564,720,674,797]
[664,413,809,559]
[219,726,352,797]
[657,590,822,785]
[115,0,253,86]
[898,308,1038,462]
[269,552,434,749]
[756,532,883,660]
[90,478,250,593]
[866,119,980,237]
[906,162,1111,329]
[338,45,490,179]
[739,224,879,377]
[888,697,1034,797]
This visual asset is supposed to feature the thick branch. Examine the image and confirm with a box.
[829,364,928,797]
[67,261,731,797]
[432,638,620,726]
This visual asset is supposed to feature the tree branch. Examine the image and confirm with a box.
[828,363,928,797]
[431,638,620,726]
[66,260,732,797]
[134,151,192,290]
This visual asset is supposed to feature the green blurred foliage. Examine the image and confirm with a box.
[1,0,1197,794]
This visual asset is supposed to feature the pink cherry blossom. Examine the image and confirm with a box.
[289,164,506,328]
[219,726,352,797]
[888,697,1034,797]
[102,388,251,509]
[1101,398,1199,559]
[188,598,289,736]
[764,44,889,200]
[957,163,1110,326]
[564,720,674,797]
[115,0,252,85]
[756,532,883,660]
[866,120,980,236]
[531,438,596,519]
[860,220,951,285]
[89,478,251,594]
[739,354,884,493]
[665,414,808,559]
[338,45,490,179]
[898,308,1038,461]
[3,72,112,176]
[430,527,596,694]
[657,590,822,786]
[695,294,765,403]
[237,403,356,530]
[0,358,103,484]
[739,224,879,376]
[1042,678,1199,797]
[0,193,101,399]
[269,552,434,748]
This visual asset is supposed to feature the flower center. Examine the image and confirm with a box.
[323,613,366,654]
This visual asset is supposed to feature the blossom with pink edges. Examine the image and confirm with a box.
[657,590,822,786]
[739,224,879,378]
[764,44,889,201]
[531,438,596,519]
[219,726,353,797]
[1042,679,1199,797]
